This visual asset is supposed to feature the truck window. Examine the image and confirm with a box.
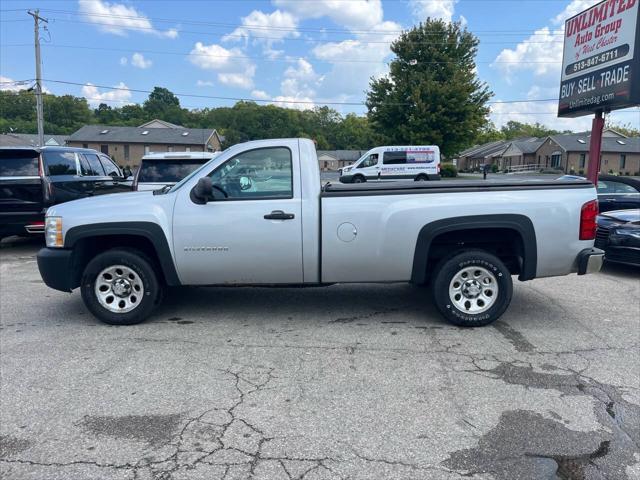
[0,150,39,176]
[360,154,379,168]
[209,147,292,199]
[83,153,106,176]
[383,152,407,165]
[44,151,78,176]
[99,155,121,177]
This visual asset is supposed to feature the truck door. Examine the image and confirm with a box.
[172,144,304,285]
[355,153,380,180]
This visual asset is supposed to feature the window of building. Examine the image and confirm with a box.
[100,145,109,155]
[167,145,174,152]
[144,145,150,155]
[620,154,626,170]
[185,147,191,152]
[124,145,130,162]
[551,152,562,168]
[208,147,293,200]
[82,143,88,149]
[579,153,586,169]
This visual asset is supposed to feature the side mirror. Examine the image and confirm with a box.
[122,166,133,177]
[191,177,214,204]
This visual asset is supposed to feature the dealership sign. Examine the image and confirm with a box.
[558,0,640,117]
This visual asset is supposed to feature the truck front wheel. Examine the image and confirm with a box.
[80,248,163,325]
[431,250,512,327]
[352,175,366,183]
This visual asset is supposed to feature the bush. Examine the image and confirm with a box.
[491,164,499,173]
[440,163,458,178]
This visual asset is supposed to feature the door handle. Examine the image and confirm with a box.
[264,210,295,220]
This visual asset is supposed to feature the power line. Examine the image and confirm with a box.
[0,16,566,45]
[3,43,563,65]
[23,7,568,36]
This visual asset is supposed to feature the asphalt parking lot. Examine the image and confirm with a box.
[1,237,639,480]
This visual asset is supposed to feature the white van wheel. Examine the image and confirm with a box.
[353,175,366,183]
[415,174,428,181]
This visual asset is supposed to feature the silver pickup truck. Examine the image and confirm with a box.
[37,138,604,327]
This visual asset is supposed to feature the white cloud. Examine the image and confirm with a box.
[224,10,298,46]
[78,0,178,38]
[81,82,132,107]
[552,0,599,25]
[493,27,563,78]
[131,52,152,69]
[196,80,214,87]
[271,95,316,110]
[251,90,270,100]
[119,57,127,66]
[409,0,457,22]
[0,76,30,91]
[312,21,400,99]
[273,0,383,30]
[188,42,256,89]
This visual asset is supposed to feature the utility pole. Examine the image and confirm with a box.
[28,10,47,147]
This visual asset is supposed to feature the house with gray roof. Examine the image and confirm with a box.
[67,120,222,167]
[0,133,69,147]
[317,150,366,171]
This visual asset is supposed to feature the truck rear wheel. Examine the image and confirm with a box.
[80,248,163,325]
[431,250,512,327]
[415,174,428,181]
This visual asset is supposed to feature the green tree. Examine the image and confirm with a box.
[500,121,560,140]
[366,19,492,158]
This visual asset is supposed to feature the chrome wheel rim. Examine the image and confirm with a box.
[94,265,144,313]
[449,266,498,314]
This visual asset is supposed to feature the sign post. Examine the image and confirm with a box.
[558,0,640,185]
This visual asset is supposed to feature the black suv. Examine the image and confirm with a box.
[0,146,131,240]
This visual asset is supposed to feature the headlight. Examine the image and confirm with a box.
[614,228,640,239]
[343,167,352,173]
[45,217,63,248]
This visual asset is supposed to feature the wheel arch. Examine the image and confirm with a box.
[65,222,181,288]
[411,214,537,284]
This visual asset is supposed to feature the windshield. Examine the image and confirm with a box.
[138,159,205,183]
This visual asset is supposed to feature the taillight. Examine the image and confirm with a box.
[580,199,598,240]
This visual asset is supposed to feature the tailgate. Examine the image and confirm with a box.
[0,149,45,217]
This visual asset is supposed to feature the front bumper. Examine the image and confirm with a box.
[37,248,74,292]
[577,247,604,275]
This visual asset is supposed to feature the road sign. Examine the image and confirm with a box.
[558,0,639,117]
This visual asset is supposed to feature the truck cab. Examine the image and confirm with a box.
[339,146,441,183]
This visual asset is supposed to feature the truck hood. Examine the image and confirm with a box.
[46,191,154,217]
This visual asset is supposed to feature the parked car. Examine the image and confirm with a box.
[133,152,220,191]
[0,146,130,241]
[339,146,440,183]
[595,209,640,267]
[557,174,640,212]
[37,138,603,327]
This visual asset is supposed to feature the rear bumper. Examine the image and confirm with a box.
[577,247,604,275]
[0,213,45,237]
[37,248,74,292]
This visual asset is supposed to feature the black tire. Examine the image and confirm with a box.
[431,250,512,327]
[80,248,163,325]
[415,174,428,181]
[353,175,366,183]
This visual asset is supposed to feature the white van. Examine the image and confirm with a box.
[133,152,220,191]
[339,146,440,183]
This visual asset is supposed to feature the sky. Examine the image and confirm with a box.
[1,0,639,132]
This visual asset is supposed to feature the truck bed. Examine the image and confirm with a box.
[322,179,593,196]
